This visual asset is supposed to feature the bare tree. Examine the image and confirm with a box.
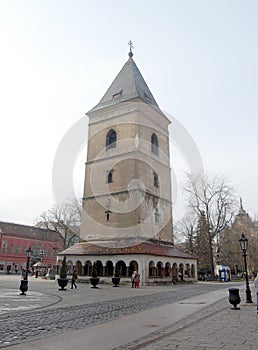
[184,173,238,276]
[174,214,197,255]
[37,198,82,250]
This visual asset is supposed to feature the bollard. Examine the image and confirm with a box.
[228,288,241,309]
[19,279,28,295]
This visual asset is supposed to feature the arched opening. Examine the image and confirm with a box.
[76,261,82,276]
[106,129,117,149]
[172,263,178,283]
[129,260,138,277]
[84,260,92,276]
[191,264,195,278]
[179,263,184,281]
[165,262,171,277]
[67,260,73,275]
[185,263,190,277]
[106,261,113,276]
[151,133,158,155]
[95,260,103,277]
[116,260,127,277]
[157,261,163,277]
[149,261,156,277]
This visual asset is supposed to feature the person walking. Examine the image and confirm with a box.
[134,272,140,288]
[254,273,258,314]
[131,271,136,288]
[71,270,78,289]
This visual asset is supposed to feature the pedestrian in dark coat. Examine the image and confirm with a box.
[71,271,78,289]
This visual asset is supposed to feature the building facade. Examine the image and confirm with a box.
[219,199,258,275]
[0,221,63,273]
[59,49,197,284]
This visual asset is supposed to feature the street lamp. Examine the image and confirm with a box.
[239,233,253,303]
[24,247,33,279]
[52,247,58,275]
[19,247,33,295]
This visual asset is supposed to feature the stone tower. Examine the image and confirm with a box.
[80,51,173,246]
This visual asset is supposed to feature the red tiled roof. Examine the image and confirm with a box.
[60,240,195,259]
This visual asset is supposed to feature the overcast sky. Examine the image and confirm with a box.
[0,0,257,225]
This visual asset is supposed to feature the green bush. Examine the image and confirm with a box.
[92,263,97,278]
[114,265,120,277]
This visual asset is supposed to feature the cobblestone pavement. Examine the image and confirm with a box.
[0,282,236,348]
[113,296,258,350]
[0,289,61,314]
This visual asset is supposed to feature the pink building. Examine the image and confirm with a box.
[0,221,64,273]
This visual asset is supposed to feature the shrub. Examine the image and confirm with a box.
[114,265,120,277]
[92,263,97,278]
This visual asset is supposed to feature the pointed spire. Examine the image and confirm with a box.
[89,48,161,113]
[240,197,243,211]
[239,197,247,215]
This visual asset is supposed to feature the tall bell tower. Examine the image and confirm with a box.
[80,47,173,245]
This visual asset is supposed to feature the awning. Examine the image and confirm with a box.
[33,261,46,267]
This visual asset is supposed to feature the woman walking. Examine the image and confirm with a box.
[134,272,140,288]
[71,270,78,289]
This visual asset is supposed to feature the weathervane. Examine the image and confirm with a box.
[128,40,134,57]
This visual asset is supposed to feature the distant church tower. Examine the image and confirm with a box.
[80,47,173,245]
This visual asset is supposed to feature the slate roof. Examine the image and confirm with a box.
[59,240,195,260]
[89,56,161,113]
[0,221,62,242]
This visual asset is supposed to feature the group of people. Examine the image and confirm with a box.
[131,270,140,288]
[71,270,140,289]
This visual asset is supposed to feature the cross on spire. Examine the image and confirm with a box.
[128,40,134,57]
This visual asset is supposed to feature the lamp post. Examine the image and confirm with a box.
[19,247,33,295]
[40,249,46,276]
[239,233,253,303]
[24,247,33,280]
[52,247,58,275]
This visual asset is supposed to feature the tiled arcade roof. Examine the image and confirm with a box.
[60,240,195,259]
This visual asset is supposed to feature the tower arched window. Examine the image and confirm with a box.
[105,210,111,221]
[107,170,113,183]
[154,172,159,188]
[151,133,158,155]
[106,129,117,149]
